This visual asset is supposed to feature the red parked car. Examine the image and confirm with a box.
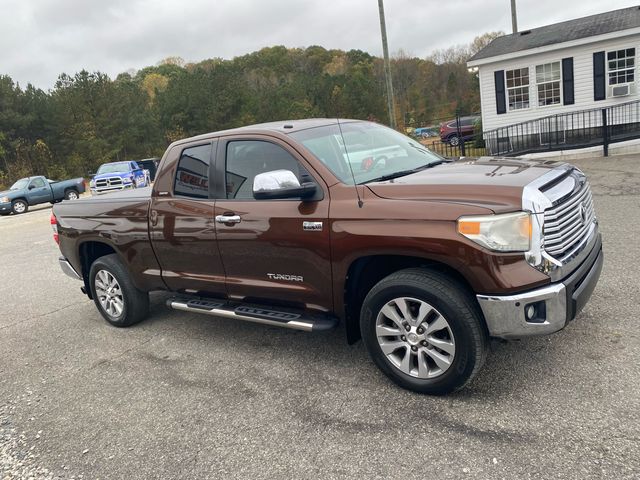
[439,116,480,146]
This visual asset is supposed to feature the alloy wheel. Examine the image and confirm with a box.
[375,297,455,379]
[95,270,124,318]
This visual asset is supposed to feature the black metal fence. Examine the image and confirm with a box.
[422,139,487,158]
[415,112,488,158]
[483,99,640,157]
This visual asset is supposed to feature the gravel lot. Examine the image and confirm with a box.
[1,155,639,480]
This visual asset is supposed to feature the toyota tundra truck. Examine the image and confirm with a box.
[51,119,603,394]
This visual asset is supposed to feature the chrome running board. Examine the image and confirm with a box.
[166,297,338,332]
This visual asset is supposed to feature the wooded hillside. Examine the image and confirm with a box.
[0,34,500,186]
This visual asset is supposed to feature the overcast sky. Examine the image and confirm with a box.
[1,0,638,90]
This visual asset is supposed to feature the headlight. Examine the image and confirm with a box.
[457,211,531,252]
[1,196,10,203]
[89,180,95,187]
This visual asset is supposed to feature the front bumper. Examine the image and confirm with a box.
[477,233,603,339]
[0,201,11,213]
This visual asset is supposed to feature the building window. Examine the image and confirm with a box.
[506,68,529,110]
[536,62,561,106]
[608,48,635,85]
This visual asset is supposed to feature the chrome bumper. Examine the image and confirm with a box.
[477,235,603,339]
[478,283,567,338]
[59,257,82,280]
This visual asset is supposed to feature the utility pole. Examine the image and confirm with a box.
[511,0,518,34]
[378,0,397,129]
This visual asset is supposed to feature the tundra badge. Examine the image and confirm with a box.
[267,273,304,282]
[303,221,323,231]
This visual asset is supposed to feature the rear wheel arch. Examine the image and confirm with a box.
[64,188,79,200]
[78,241,118,298]
[343,255,486,344]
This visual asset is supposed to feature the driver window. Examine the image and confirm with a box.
[225,140,309,200]
[30,178,45,188]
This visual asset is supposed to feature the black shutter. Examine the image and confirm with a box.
[494,70,506,114]
[562,57,575,105]
[593,52,606,101]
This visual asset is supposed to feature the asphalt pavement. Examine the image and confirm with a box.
[1,155,639,479]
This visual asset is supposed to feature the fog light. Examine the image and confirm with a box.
[525,305,536,320]
[524,301,547,324]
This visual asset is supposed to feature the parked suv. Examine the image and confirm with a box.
[440,115,480,146]
[52,119,603,395]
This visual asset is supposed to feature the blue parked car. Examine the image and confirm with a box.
[90,161,150,195]
[0,175,85,215]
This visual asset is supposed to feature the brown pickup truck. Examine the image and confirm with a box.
[52,119,603,394]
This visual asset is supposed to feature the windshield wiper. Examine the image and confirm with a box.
[359,161,444,185]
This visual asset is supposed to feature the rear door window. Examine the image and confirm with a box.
[174,143,212,199]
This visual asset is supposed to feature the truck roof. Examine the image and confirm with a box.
[168,118,362,149]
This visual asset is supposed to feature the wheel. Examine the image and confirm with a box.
[89,253,149,327]
[64,189,79,201]
[448,135,460,146]
[11,199,28,215]
[360,268,488,395]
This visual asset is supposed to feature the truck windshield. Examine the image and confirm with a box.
[289,121,444,185]
[10,179,29,190]
[97,162,130,174]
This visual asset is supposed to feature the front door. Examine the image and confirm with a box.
[213,137,332,312]
[27,177,51,204]
[149,140,227,296]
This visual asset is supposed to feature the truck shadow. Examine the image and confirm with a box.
[141,292,597,404]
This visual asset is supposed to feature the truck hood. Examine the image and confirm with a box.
[365,156,563,213]
[0,189,19,199]
[93,172,131,181]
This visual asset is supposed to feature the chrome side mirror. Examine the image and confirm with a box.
[253,170,317,200]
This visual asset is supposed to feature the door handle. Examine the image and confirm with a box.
[216,214,241,224]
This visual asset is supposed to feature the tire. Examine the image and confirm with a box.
[89,253,149,327]
[360,268,488,395]
[448,135,460,146]
[11,199,28,215]
[64,189,79,201]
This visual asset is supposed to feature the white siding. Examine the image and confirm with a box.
[478,33,640,132]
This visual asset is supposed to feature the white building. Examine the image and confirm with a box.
[467,6,640,154]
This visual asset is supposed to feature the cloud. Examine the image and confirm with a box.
[0,0,637,89]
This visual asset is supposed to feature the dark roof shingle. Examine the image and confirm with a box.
[469,6,640,62]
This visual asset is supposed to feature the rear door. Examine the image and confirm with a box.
[149,140,227,296]
[212,136,333,312]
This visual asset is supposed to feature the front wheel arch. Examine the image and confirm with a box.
[11,198,29,214]
[343,255,486,344]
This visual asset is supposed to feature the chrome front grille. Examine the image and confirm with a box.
[95,177,124,190]
[543,182,596,258]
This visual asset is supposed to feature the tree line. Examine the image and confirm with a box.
[0,33,500,187]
